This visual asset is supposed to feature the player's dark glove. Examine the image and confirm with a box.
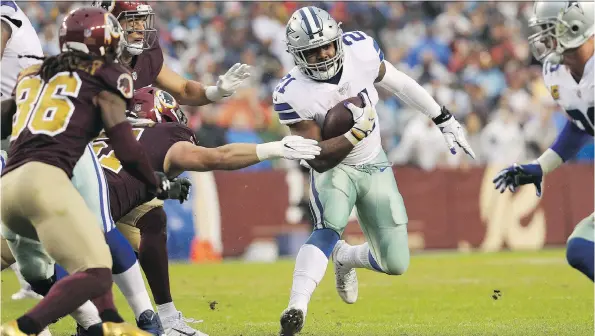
[492,163,543,197]
[168,176,192,203]
[154,172,192,203]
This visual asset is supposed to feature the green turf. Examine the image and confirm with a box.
[1,249,593,336]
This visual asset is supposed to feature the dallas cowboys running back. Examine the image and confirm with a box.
[494,1,594,282]
[273,6,475,335]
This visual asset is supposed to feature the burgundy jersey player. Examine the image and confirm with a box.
[0,7,168,336]
[92,86,320,335]
[92,1,251,106]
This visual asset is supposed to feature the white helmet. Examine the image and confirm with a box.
[285,6,344,81]
[528,1,594,63]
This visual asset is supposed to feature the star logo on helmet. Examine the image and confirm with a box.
[567,1,582,13]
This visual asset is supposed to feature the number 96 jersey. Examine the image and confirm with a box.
[542,57,594,136]
[3,61,134,178]
[272,31,385,166]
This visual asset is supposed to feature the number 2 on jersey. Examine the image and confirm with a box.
[12,72,82,139]
[342,31,366,45]
[92,128,144,173]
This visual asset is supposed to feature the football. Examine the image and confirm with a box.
[321,95,364,140]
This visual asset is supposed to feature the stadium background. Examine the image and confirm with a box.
[18,1,594,261]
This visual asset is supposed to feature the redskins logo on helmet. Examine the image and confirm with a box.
[130,87,188,125]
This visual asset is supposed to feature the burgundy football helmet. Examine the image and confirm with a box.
[59,7,123,60]
[92,1,156,55]
[129,87,187,125]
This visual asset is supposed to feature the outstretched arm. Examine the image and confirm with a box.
[375,60,475,158]
[156,63,250,106]
[163,137,320,177]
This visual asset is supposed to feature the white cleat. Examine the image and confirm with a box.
[279,307,305,336]
[11,287,43,301]
[331,240,359,304]
[39,327,52,336]
[160,311,208,336]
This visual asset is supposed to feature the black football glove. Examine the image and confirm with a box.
[154,172,192,203]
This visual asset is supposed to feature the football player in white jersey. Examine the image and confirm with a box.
[274,6,475,335]
[493,1,594,282]
[0,0,47,302]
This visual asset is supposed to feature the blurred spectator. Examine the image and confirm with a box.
[22,1,592,171]
[480,108,527,164]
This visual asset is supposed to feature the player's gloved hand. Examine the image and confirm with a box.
[256,136,321,161]
[154,172,192,202]
[432,107,476,159]
[492,163,543,197]
[206,63,251,102]
[343,91,377,145]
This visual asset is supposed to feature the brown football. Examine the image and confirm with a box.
[321,96,364,140]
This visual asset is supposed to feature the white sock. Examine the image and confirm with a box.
[70,301,102,329]
[288,244,329,313]
[336,242,378,272]
[156,302,178,319]
[10,264,31,290]
[112,261,154,320]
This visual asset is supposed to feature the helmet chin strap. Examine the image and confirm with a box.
[126,42,144,56]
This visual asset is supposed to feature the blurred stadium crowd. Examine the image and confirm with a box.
[21,1,594,171]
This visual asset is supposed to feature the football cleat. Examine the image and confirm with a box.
[160,312,208,336]
[279,307,305,336]
[102,322,152,336]
[331,240,359,304]
[11,288,42,301]
[136,310,165,336]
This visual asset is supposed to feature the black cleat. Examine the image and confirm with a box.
[279,308,304,336]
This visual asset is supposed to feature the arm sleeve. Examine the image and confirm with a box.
[376,60,442,119]
[549,120,592,162]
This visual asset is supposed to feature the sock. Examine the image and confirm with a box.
[70,301,103,329]
[156,302,178,319]
[305,228,339,257]
[336,242,384,273]
[288,244,329,313]
[23,268,112,332]
[137,207,172,304]
[113,261,154,320]
[11,264,32,290]
[566,238,594,281]
[105,229,138,274]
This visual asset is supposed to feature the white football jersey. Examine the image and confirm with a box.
[0,1,43,98]
[273,31,384,166]
[542,56,594,137]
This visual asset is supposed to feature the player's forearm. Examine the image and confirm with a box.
[306,136,354,173]
[377,60,441,119]
[537,120,591,174]
[177,80,212,106]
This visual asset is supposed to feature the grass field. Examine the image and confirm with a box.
[1,249,593,336]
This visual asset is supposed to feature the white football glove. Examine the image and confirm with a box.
[433,108,476,159]
[343,91,377,145]
[205,63,251,102]
[256,136,321,161]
